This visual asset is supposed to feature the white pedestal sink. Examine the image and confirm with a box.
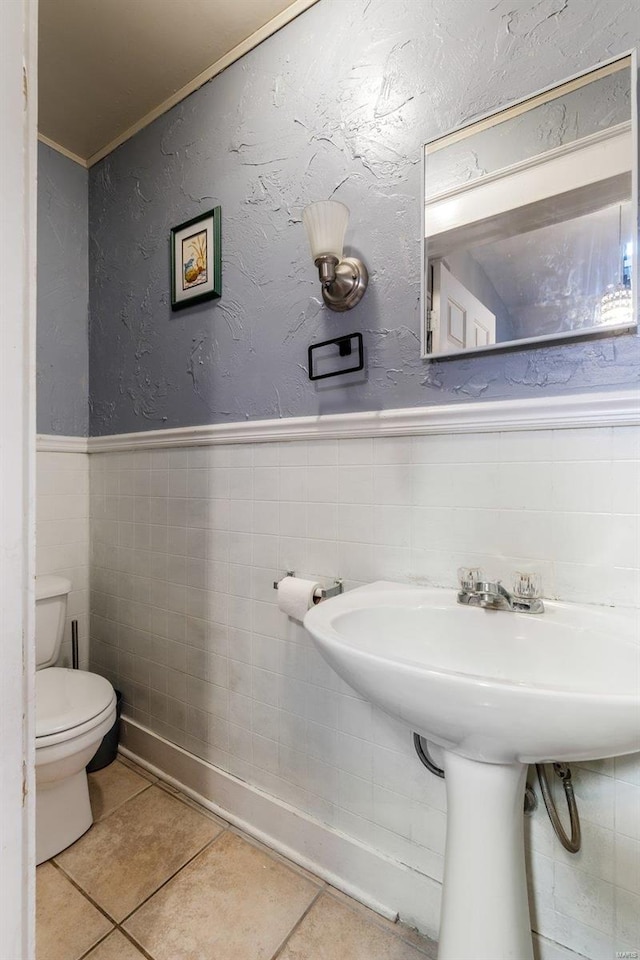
[304,582,640,960]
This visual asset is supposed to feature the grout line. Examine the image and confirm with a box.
[89,778,153,824]
[76,928,114,960]
[119,830,227,926]
[268,887,324,960]
[115,926,156,960]
[49,860,117,928]
[50,795,226,929]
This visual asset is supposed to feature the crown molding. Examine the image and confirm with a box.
[37,134,88,169]
[83,390,640,453]
[86,0,320,168]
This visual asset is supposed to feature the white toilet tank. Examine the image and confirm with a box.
[35,576,72,669]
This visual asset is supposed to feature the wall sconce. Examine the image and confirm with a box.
[302,200,368,312]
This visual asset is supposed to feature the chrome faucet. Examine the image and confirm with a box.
[457,569,544,614]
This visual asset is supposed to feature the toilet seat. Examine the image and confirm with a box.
[36,668,116,745]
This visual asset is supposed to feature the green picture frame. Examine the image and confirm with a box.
[170,206,221,310]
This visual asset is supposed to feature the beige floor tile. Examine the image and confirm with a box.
[36,862,113,960]
[88,759,151,821]
[154,779,229,828]
[326,888,437,957]
[277,892,433,960]
[55,785,221,922]
[230,827,328,888]
[391,921,438,958]
[83,929,148,960]
[116,753,157,783]
[124,831,321,960]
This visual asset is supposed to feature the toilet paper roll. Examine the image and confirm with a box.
[277,576,320,622]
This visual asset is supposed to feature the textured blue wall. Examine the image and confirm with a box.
[38,142,89,436]
[89,0,640,436]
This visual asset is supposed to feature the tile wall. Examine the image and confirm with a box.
[37,451,90,667]
[88,426,640,959]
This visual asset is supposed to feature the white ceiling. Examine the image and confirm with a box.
[38,0,315,165]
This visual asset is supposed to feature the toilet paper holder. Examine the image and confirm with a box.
[273,571,343,602]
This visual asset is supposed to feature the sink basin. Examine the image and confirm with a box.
[304,580,640,764]
[304,581,640,960]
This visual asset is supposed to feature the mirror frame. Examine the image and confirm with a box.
[420,49,638,360]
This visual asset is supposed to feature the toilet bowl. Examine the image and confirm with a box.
[35,576,117,864]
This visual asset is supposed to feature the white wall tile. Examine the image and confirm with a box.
[278,501,307,540]
[615,754,640,786]
[88,426,640,959]
[615,780,640,841]
[615,834,640,895]
[307,440,338,466]
[373,464,412,506]
[338,465,374,504]
[37,451,90,667]
[615,887,640,945]
[307,465,338,503]
[552,428,613,463]
[554,862,614,935]
[280,465,307,502]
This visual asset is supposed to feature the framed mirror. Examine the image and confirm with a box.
[421,51,637,359]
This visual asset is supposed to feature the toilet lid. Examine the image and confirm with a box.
[36,668,116,738]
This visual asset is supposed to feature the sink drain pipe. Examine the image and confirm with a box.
[413,734,581,851]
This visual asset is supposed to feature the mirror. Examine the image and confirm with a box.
[422,52,637,358]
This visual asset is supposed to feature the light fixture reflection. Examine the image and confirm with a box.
[596,211,633,327]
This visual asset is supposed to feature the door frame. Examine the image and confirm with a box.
[0,0,38,955]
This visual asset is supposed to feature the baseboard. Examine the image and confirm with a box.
[119,716,442,937]
[119,717,586,960]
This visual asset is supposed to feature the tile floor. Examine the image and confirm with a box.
[37,757,438,960]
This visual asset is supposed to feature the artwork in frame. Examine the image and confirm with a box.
[170,207,221,310]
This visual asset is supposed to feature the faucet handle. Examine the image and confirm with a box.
[513,571,542,599]
[458,567,483,591]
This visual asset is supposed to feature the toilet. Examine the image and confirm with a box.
[35,575,117,864]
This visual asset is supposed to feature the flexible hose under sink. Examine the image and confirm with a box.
[412,734,582,852]
[535,762,581,853]
[413,733,445,778]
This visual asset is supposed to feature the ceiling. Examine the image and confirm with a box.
[38,0,315,165]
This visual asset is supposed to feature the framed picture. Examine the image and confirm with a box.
[170,207,221,310]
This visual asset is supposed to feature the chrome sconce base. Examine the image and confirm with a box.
[315,255,368,312]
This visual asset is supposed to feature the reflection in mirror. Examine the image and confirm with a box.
[422,53,637,358]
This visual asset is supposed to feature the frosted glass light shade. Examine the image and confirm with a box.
[303,200,349,260]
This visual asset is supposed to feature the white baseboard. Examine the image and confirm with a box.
[119,717,585,960]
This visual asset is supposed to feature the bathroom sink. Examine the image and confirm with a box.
[305,581,640,960]
[304,580,640,764]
